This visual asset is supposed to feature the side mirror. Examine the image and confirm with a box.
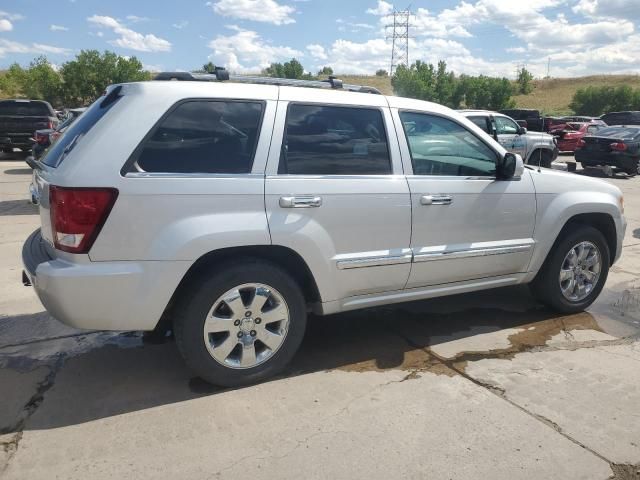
[497,153,524,180]
[519,126,527,135]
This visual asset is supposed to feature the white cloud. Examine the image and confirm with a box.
[50,24,69,32]
[87,15,171,52]
[209,0,296,25]
[126,15,150,23]
[366,1,393,16]
[307,43,327,60]
[207,26,302,72]
[0,19,12,32]
[172,20,189,29]
[573,0,640,19]
[0,11,25,21]
[0,39,72,58]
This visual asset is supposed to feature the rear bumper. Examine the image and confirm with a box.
[22,229,191,331]
[575,150,638,170]
[0,134,32,149]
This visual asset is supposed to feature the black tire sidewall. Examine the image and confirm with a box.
[533,226,610,313]
[174,260,307,387]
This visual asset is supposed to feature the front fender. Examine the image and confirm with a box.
[527,190,623,277]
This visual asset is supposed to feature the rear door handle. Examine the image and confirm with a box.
[421,194,452,206]
[279,196,323,208]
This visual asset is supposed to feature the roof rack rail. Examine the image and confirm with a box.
[153,69,382,95]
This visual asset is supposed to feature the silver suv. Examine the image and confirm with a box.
[23,73,626,386]
[460,110,559,168]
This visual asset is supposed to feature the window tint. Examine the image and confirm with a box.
[400,111,497,177]
[0,100,52,116]
[468,116,490,133]
[42,87,122,168]
[597,126,640,139]
[280,104,391,175]
[495,116,519,135]
[135,100,263,174]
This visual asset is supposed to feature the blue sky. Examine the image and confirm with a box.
[0,0,639,78]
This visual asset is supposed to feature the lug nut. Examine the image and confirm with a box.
[255,318,261,324]
[234,320,240,326]
[245,311,252,317]
[250,330,257,337]
[237,332,244,338]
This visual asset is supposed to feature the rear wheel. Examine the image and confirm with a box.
[173,259,307,387]
[623,157,640,177]
[530,226,609,313]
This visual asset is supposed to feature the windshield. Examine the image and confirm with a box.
[0,100,52,116]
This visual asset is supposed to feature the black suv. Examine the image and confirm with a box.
[499,109,544,132]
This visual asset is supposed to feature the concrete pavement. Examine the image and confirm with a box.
[1,153,639,479]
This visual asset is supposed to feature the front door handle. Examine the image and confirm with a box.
[279,196,323,208]
[421,194,453,206]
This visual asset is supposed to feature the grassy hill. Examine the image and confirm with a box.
[340,74,640,115]
[512,75,640,115]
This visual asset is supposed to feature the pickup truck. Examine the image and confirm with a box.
[460,110,559,168]
[0,99,58,153]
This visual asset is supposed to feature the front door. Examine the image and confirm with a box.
[496,115,527,158]
[265,97,412,303]
[393,109,536,288]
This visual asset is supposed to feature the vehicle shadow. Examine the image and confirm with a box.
[0,199,38,216]
[0,150,29,161]
[634,228,640,240]
[4,168,32,175]
[0,285,605,433]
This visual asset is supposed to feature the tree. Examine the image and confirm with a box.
[263,58,305,79]
[375,69,388,77]
[516,66,534,95]
[391,60,514,110]
[570,85,640,116]
[317,66,333,76]
[0,63,27,98]
[60,50,151,106]
[22,56,63,105]
[283,58,304,79]
[202,61,216,73]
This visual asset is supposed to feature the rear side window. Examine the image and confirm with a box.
[42,87,122,168]
[133,100,264,174]
[0,100,52,116]
[279,104,391,175]
[468,116,490,133]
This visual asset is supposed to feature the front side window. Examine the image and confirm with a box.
[399,111,497,177]
[134,100,264,174]
[279,104,391,175]
[495,116,520,135]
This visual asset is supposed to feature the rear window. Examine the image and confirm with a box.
[41,87,122,168]
[0,100,52,116]
[596,127,640,139]
[131,100,264,174]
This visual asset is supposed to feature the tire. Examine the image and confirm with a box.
[173,259,307,387]
[528,149,552,168]
[623,158,640,177]
[530,226,610,313]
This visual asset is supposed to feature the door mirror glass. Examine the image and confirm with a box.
[519,126,527,135]
[497,152,523,180]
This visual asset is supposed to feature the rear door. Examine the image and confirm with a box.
[265,89,411,303]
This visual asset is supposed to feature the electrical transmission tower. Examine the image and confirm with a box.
[386,7,412,75]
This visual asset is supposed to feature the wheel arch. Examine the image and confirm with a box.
[158,245,322,330]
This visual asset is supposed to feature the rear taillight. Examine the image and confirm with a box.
[576,139,586,149]
[35,132,49,145]
[610,142,628,151]
[49,186,118,253]
[48,120,54,129]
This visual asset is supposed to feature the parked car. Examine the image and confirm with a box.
[561,116,605,125]
[460,110,559,168]
[22,73,626,387]
[551,122,604,152]
[31,108,86,159]
[600,111,640,126]
[0,99,58,154]
[499,109,544,132]
[575,125,640,176]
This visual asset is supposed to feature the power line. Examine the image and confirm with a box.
[385,7,412,75]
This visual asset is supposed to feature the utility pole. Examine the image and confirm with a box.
[546,57,551,78]
[385,7,412,75]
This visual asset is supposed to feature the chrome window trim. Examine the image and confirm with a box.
[124,172,264,179]
[266,174,407,180]
[413,244,532,263]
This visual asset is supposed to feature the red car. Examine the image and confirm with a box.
[551,122,605,152]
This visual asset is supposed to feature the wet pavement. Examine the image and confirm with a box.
[1,153,640,479]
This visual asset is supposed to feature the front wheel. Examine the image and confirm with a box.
[530,226,609,313]
[173,260,307,387]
